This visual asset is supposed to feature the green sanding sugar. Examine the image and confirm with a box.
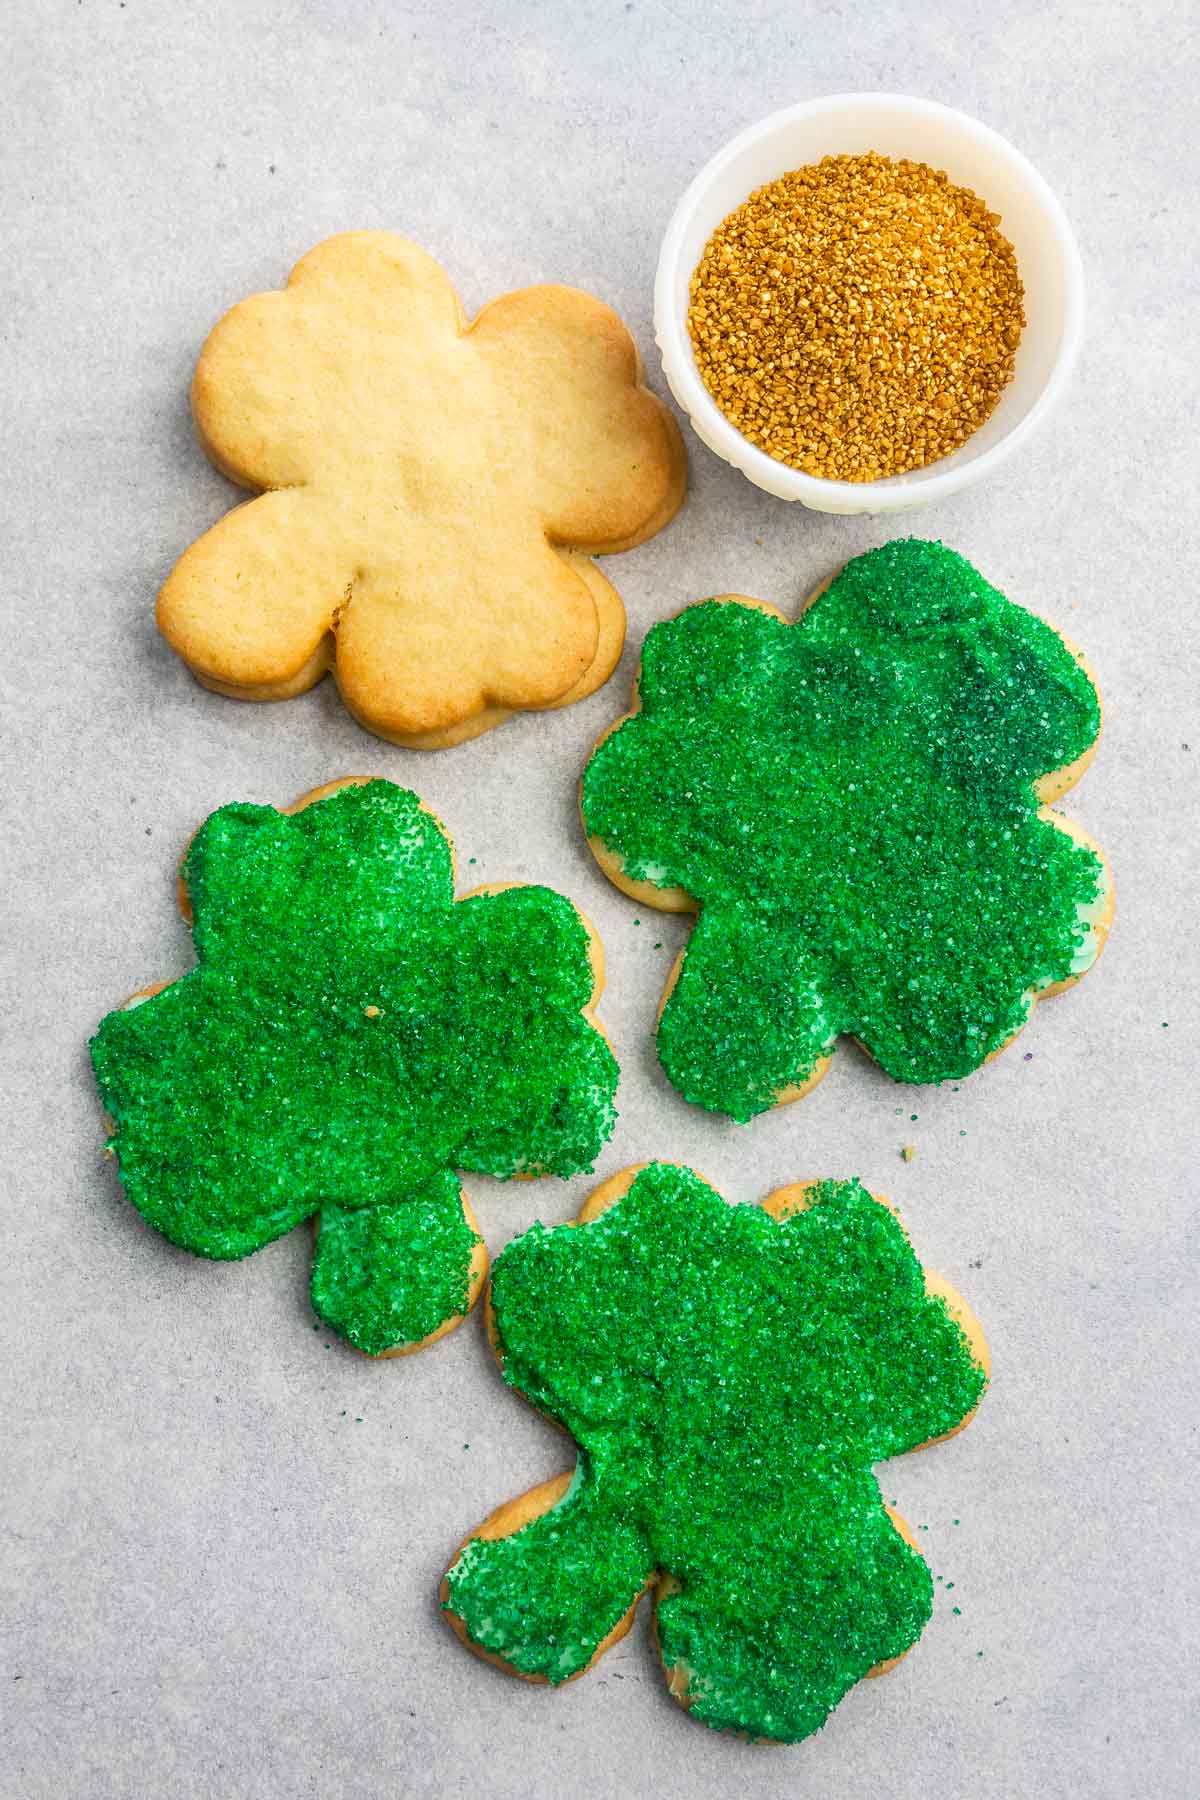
[444,1165,986,1743]
[309,1172,480,1354]
[90,780,619,1355]
[581,539,1107,1120]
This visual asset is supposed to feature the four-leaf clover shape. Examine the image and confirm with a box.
[582,538,1113,1121]
[90,778,618,1356]
[157,231,686,747]
[442,1162,988,1744]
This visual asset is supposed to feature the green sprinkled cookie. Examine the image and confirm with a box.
[90,778,619,1355]
[581,538,1113,1121]
[442,1162,988,1744]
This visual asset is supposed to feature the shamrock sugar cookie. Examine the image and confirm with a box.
[90,778,619,1355]
[581,538,1113,1120]
[157,232,686,748]
[442,1162,988,1744]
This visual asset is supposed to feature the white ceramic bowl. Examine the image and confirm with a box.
[655,94,1084,514]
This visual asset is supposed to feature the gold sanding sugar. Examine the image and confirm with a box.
[687,153,1026,482]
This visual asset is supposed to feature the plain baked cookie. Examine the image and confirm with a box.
[157,232,687,747]
[89,777,619,1355]
[441,1161,989,1744]
[580,538,1114,1120]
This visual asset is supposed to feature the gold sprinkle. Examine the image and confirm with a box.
[687,153,1025,482]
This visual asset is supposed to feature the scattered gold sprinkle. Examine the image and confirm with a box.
[364,1004,381,1018]
[901,1144,917,1162]
[687,153,1025,482]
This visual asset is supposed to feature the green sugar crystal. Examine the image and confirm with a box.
[445,1164,986,1742]
[91,780,618,1353]
[582,539,1107,1120]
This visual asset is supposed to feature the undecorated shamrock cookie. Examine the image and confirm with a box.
[581,538,1113,1120]
[157,231,686,747]
[442,1162,988,1744]
[90,778,619,1355]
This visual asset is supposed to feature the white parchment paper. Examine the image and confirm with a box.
[3,3,1197,1795]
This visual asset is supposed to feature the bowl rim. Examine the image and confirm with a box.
[653,92,1085,509]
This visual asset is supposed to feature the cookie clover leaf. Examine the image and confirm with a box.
[90,778,619,1356]
[442,1162,988,1744]
[582,538,1113,1120]
[157,231,686,747]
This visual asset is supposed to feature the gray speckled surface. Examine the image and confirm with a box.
[3,3,1198,1796]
